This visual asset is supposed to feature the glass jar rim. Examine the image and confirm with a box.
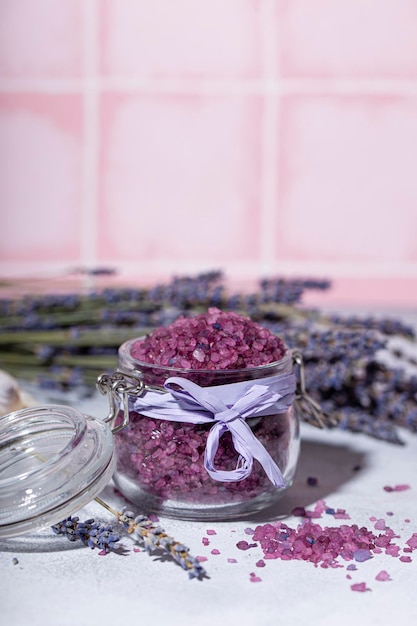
[118,336,292,376]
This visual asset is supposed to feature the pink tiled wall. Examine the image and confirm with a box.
[1,0,417,306]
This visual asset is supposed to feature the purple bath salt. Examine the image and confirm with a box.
[250,505,402,569]
[351,582,371,592]
[130,307,286,370]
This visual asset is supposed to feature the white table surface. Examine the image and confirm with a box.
[1,307,417,626]
[1,386,416,626]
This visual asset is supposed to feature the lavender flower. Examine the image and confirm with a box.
[51,516,121,553]
[51,502,206,580]
[117,508,206,580]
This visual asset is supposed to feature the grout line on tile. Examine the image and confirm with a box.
[259,0,280,273]
[81,0,100,270]
[1,77,417,96]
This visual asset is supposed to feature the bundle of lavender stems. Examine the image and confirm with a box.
[0,270,416,444]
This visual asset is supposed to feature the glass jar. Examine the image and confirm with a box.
[110,338,301,521]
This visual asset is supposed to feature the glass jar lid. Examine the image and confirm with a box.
[0,404,115,539]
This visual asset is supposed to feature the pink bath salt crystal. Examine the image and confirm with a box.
[384,484,411,492]
[206,529,217,536]
[202,537,210,546]
[236,540,257,551]
[385,544,400,557]
[244,527,255,535]
[403,548,412,553]
[249,572,262,583]
[256,560,266,568]
[369,516,377,522]
[291,507,306,517]
[404,519,411,523]
[133,547,141,553]
[374,519,386,530]
[334,512,351,520]
[227,558,237,563]
[211,549,221,555]
[351,582,371,592]
[346,574,352,580]
[305,500,327,519]
[98,550,107,556]
[386,512,394,516]
[196,556,208,562]
[400,556,412,563]
[406,534,417,549]
[376,570,392,581]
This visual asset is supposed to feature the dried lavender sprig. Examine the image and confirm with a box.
[92,497,206,579]
[51,505,205,579]
[116,507,206,580]
[51,516,121,553]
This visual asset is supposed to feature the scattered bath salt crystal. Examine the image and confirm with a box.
[404,519,411,523]
[375,570,392,581]
[354,549,372,562]
[346,564,357,571]
[202,537,210,546]
[399,556,412,563]
[402,548,412,553]
[334,512,351,520]
[384,484,411,492]
[374,519,386,530]
[351,582,371,592]
[404,531,414,543]
[291,507,306,517]
[244,528,255,535]
[385,545,400,557]
[256,560,266,568]
[250,572,262,583]
[133,547,141,553]
[211,549,220,555]
[197,556,208,562]
[373,548,382,554]
[386,512,394,516]
[308,500,327,517]
[369,516,377,522]
[346,574,352,579]
[98,549,107,556]
[227,558,237,563]
[236,540,257,551]
[206,529,217,536]
[307,476,318,486]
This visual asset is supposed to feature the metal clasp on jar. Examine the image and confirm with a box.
[292,349,336,428]
[96,371,166,433]
[96,371,142,433]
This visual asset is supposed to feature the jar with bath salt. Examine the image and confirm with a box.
[102,308,306,520]
[0,308,323,536]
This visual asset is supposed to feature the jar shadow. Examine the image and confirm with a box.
[245,438,367,524]
[0,528,85,554]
